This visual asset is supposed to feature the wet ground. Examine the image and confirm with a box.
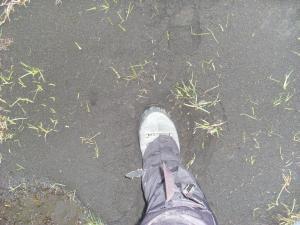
[0,0,300,224]
[0,178,88,225]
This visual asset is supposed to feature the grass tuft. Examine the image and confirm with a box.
[80,132,101,159]
[173,77,220,114]
[0,63,58,144]
[0,114,13,143]
[274,200,300,225]
[110,60,150,81]
[18,62,45,88]
[85,211,104,225]
[194,119,225,137]
[276,212,300,225]
[0,0,30,26]
[100,0,110,13]
[293,131,300,143]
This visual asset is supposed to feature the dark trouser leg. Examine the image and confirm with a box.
[140,135,218,225]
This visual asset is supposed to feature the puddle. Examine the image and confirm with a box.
[0,180,103,225]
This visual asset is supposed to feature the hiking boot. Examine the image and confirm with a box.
[139,106,180,156]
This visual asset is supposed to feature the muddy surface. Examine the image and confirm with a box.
[0,178,87,225]
[0,0,299,225]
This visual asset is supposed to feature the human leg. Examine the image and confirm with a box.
[139,107,218,225]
